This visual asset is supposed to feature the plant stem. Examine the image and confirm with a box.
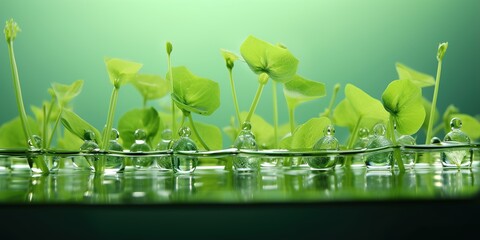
[42,104,48,149]
[344,116,363,167]
[388,115,405,172]
[46,108,62,149]
[143,98,147,109]
[167,52,176,136]
[322,83,340,120]
[288,105,295,134]
[187,114,210,151]
[7,40,33,147]
[101,87,119,151]
[272,82,279,149]
[228,68,242,130]
[245,83,266,123]
[425,59,443,144]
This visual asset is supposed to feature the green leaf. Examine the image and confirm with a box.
[395,63,435,87]
[55,129,84,151]
[239,112,274,149]
[51,79,84,107]
[185,121,223,150]
[105,57,143,87]
[132,74,169,101]
[61,109,102,146]
[291,117,331,149]
[333,84,389,132]
[167,66,220,116]
[382,79,425,135]
[449,114,480,141]
[283,75,326,108]
[240,35,299,83]
[421,97,439,131]
[0,116,39,148]
[118,107,160,149]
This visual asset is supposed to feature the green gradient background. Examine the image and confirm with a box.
[0,0,479,147]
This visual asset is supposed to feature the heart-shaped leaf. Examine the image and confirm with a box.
[291,117,331,149]
[396,63,435,87]
[283,74,326,109]
[167,66,220,116]
[132,74,169,101]
[118,107,160,149]
[51,79,84,107]
[61,109,102,146]
[382,79,425,135]
[240,35,299,83]
[105,57,143,88]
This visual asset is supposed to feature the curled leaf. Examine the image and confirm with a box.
[51,79,84,107]
[167,66,220,116]
[283,75,326,109]
[61,109,102,146]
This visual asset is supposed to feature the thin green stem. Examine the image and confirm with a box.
[288,105,295,134]
[167,53,176,135]
[46,108,62,149]
[425,60,443,144]
[7,41,33,147]
[42,104,48,149]
[143,98,147,109]
[245,83,266,123]
[389,115,405,172]
[228,68,242,130]
[101,87,119,151]
[188,114,210,151]
[272,82,279,149]
[322,84,340,120]
[344,116,363,167]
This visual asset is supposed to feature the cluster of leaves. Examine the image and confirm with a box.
[1,20,479,158]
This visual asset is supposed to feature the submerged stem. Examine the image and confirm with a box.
[228,68,242,130]
[344,116,363,167]
[187,114,210,151]
[425,59,443,144]
[101,87,119,151]
[272,82,279,149]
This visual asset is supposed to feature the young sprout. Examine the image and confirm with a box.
[4,19,49,172]
[221,49,242,130]
[425,42,448,144]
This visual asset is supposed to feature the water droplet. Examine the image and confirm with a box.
[178,126,191,137]
[161,129,173,140]
[373,123,387,136]
[134,129,147,141]
[358,128,369,139]
[430,137,442,144]
[83,130,96,141]
[450,117,462,130]
[172,134,198,174]
[241,121,252,131]
[110,128,120,141]
[323,125,335,136]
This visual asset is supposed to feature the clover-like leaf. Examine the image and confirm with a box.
[167,66,220,116]
[396,63,435,87]
[283,75,326,109]
[132,74,169,101]
[118,107,160,149]
[0,116,39,148]
[382,79,425,135]
[105,57,143,88]
[333,84,389,132]
[61,109,102,146]
[291,117,331,150]
[51,79,84,107]
[240,35,298,83]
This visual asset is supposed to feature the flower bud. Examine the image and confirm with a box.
[437,42,448,61]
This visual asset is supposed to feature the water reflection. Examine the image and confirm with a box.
[0,166,478,204]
